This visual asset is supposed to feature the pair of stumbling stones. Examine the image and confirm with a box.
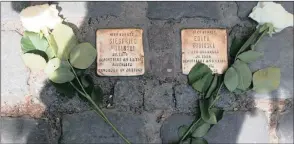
[96,28,228,77]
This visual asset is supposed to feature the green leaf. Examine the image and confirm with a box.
[188,63,212,85]
[22,52,47,71]
[205,75,218,98]
[45,58,61,74]
[224,67,239,92]
[253,67,281,93]
[91,86,104,107]
[50,81,75,98]
[233,60,252,91]
[21,31,49,53]
[49,67,75,83]
[192,120,211,138]
[44,34,58,59]
[230,37,245,57]
[192,73,213,93]
[199,99,217,124]
[178,125,189,138]
[52,23,78,60]
[211,108,224,122]
[190,138,208,144]
[69,42,97,69]
[237,50,263,63]
[235,29,260,57]
[80,74,104,107]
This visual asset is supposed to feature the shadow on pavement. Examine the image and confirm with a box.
[8,1,292,144]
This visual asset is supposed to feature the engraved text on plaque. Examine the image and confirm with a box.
[181,29,228,75]
[96,29,145,76]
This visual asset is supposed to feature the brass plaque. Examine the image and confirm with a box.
[181,29,228,75]
[96,29,145,76]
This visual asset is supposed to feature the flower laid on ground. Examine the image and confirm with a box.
[20,4,62,33]
[19,4,131,144]
[178,2,292,144]
[249,2,293,34]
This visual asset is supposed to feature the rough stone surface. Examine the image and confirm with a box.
[144,81,175,111]
[236,2,257,19]
[277,110,293,143]
[1,1,294,143]
[147,2,237,20]
[249,28,294,99]
[1,117,51,143]
[160,113,194,143]
[205,109,269,143]
[174,85,198,113]
[113,80,144,113]
[61,110,147,143]
[1,31,29,106]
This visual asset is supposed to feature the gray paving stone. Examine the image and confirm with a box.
[61,110,147,143]
[249,28,293,99]
[144,80,175,111]
[216,88,236,110]
[147,2,237,21]
[174,85,198,113]
[1,117,50,143]
[113,80,144,113]
[58,2,123,18]
[160,113,194,144]
[161,110,269,143]
[147,21,177,81]
[205,109,269,143]
[1,31,29,106]
[277,109,293,143]
[236,2,257,19]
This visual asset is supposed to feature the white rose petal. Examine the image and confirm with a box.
[249,2,293,33]
[20,4,62,33]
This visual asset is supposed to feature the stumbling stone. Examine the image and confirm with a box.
[96,29,145,76]
[181,29,228,74]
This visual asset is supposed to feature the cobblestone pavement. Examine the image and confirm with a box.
[1,2,293,143]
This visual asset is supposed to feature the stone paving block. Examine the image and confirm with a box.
[174,85,198,113]
[61,110,147,143]
[1,117,50,143]
[144,80,175,111]
[113,80,144,113]
[147,21,177,81]
[147,2,235,20]
[249,28,293,99]
[277,109,293,143]
[160,113,194,143]
[236,2,257,19]
[58,2,123,18]
[1,31,29,107]
[205,109,269,143]
[161,110,269,143]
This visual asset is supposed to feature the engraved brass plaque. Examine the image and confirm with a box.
[96,29,144,76]
[181,29,228,75]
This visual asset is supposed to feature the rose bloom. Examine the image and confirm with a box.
[20,4,62,33]
[249,2,293,33]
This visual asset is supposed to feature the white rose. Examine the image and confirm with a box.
[249,2,293,33]
[20,4,63,33]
